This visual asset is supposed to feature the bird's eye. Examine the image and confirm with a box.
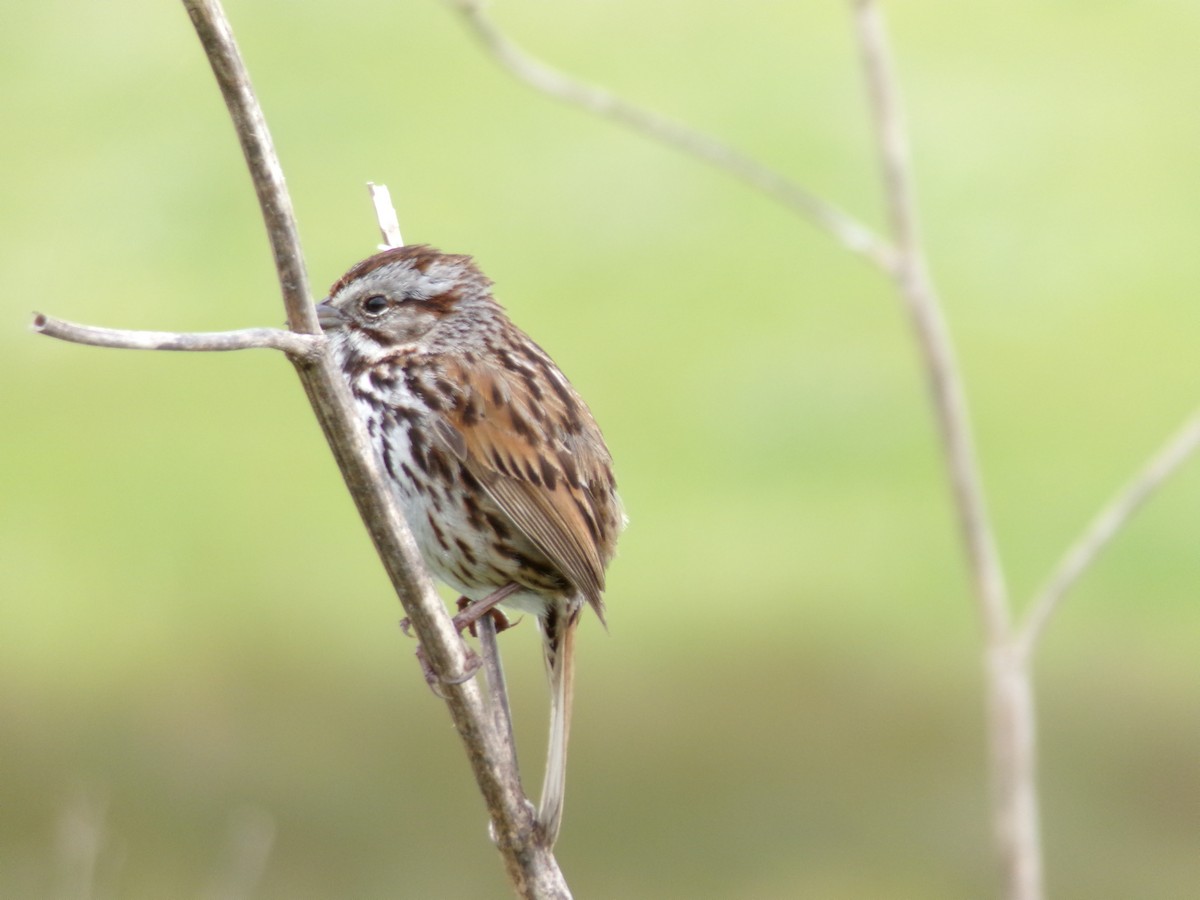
[361,294,389,316]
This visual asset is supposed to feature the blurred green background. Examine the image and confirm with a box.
[4,1,1199,897]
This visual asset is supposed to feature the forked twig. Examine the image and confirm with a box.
[450,4,1198,898]
[449,0,897,273]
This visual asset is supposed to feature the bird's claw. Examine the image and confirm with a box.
[414,644,483,697]
[401,589,519,695]
[454,596,520,637]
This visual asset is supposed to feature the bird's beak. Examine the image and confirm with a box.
[315,299,346,331]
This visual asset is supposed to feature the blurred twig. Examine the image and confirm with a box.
[849,0,1009,640]
[201,807,275,900]
[443,3,1200,899]
[449,0,897,273]
[53,793,108,900]
[1018,407,1200,659]
[849,6,1039,897]
[452,0,1200,895]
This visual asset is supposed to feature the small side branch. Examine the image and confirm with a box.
[32,314,321,359]
[1018,407,1200,659]
[449,0,896,272]
[368,182,405,249]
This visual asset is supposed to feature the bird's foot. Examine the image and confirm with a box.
[455,595,520,637]
[398,584,521,693]
[414,644,482,695]
[451,584,522,636]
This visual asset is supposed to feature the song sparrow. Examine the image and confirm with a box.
[316,244,623,846]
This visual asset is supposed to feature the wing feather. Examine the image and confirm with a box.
[434,357,615,616]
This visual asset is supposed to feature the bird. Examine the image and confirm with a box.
[316,244,623,845]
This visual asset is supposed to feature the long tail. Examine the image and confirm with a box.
[538,601,581,846]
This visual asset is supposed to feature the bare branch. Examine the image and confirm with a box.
[443,3,1194,899]
[851,4,1038,898]
[35,2,563,892]
[32,313,320,359]
[368,182,405,249]
[851,0,1009,640]
[449,0,897,273]
[1018,407,1200,659]
[170,2,565,895]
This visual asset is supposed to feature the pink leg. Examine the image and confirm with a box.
[400,583,522,689]
[455,583,522,636]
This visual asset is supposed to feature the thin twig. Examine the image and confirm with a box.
[449,0,897,273]
[478,614,520,770]
[850,4,1038,899]
[851,0,1009,640]
[201,806,275,900]
[368,182,405,249]
[450,3,1196,899]
[54,792,109,900]
[1018,407,1200,660]
[450,0,1008,662]
[31,314,321,359]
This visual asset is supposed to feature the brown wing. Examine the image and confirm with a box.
[433,355,616,617]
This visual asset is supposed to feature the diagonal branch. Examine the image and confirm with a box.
[1018,407,1200,659]
[449,0,897,273]
[29,0,568,896]
[179,2,566,894]
[182,0,474,697]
